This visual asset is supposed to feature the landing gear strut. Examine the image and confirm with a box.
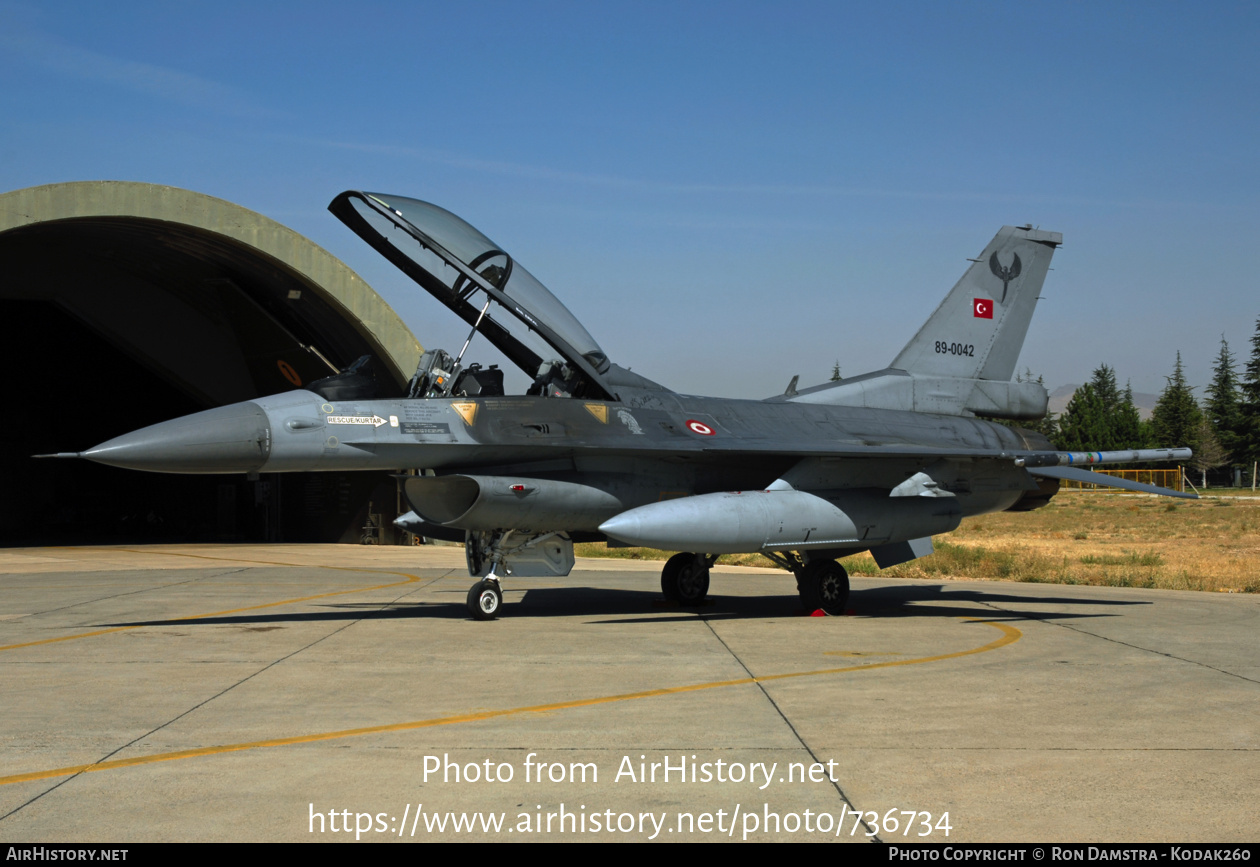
[797,559,849,616]
[661,552,715,605]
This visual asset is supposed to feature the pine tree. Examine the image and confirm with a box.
[1191,416,1229,487]
[1057,382,1107,452]
[1239,318,1260,467]
[1116,381,1145,449]
[1150,352,1202,457]
[1056,364,1143,452]
[1204,336,1242,462]
[1092,363,1121,408]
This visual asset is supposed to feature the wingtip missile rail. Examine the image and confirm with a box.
[1013,448,1193,469]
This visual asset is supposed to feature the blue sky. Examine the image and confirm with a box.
[3,1,1257,398]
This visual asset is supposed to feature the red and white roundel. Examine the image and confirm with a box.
[686,419,715,436]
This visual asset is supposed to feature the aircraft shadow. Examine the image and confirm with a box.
[578,581,1146,625]
[101,580,1146,629]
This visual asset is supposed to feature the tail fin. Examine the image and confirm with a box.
[890,225,1061,380]
[780,225,1060,419]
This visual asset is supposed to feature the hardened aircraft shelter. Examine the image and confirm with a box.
[0,181,423,544]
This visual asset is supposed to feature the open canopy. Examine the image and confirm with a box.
[330,190,614,398]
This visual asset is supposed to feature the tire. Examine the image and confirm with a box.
[798,560,849,616]
[661,552,710,605]
[466,580,502,620]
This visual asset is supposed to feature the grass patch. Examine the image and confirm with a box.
[851,541,1067,584]
[876,493,1260,592]
[1080,551,1163,567]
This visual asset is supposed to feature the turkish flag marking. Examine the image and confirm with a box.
[974,299,993,319]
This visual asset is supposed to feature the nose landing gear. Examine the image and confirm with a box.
[467,576,503,620]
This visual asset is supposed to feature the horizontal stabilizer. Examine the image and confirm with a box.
[1028,466,1197,499]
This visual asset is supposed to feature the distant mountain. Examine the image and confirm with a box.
[1047,384,1158,421]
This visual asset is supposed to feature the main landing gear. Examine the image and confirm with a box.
[763,552,851,616]
[796,559,850,615]
[660,552,716,605]
[658,552,850,614]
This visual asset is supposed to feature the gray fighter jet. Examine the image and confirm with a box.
[55,191,1193,620]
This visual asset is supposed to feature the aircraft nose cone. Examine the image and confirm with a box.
[81,401,272,473]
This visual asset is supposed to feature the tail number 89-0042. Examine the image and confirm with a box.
[934,341,974,357]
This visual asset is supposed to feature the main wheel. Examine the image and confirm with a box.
[661,552,710,605]
[466,579,502,620]
[798,560,849,616]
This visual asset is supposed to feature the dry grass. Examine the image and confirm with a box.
[576,491,1260,593]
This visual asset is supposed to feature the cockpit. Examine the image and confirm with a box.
[329,191,640,402]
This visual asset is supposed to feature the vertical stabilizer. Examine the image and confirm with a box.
[890,226,1061,381]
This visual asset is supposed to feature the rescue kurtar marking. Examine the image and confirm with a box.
[326,415,388,427]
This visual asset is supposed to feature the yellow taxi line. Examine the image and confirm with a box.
[0,619,1020,786]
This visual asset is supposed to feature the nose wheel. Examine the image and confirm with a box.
[797,560,849,616]
[467,578,503,620]
[661,552,714,605]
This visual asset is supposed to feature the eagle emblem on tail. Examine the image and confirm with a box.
[988,251,1022,303]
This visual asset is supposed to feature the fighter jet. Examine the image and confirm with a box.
[55,191,1193,620]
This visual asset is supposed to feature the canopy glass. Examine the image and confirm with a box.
[331,191,610,392]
